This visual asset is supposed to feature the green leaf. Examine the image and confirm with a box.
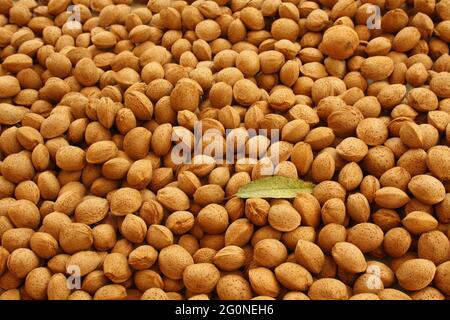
[236,176,315,199]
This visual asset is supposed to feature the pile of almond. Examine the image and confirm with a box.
[0,0,449,300]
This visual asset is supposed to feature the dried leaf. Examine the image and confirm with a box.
[236,176,315,199]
